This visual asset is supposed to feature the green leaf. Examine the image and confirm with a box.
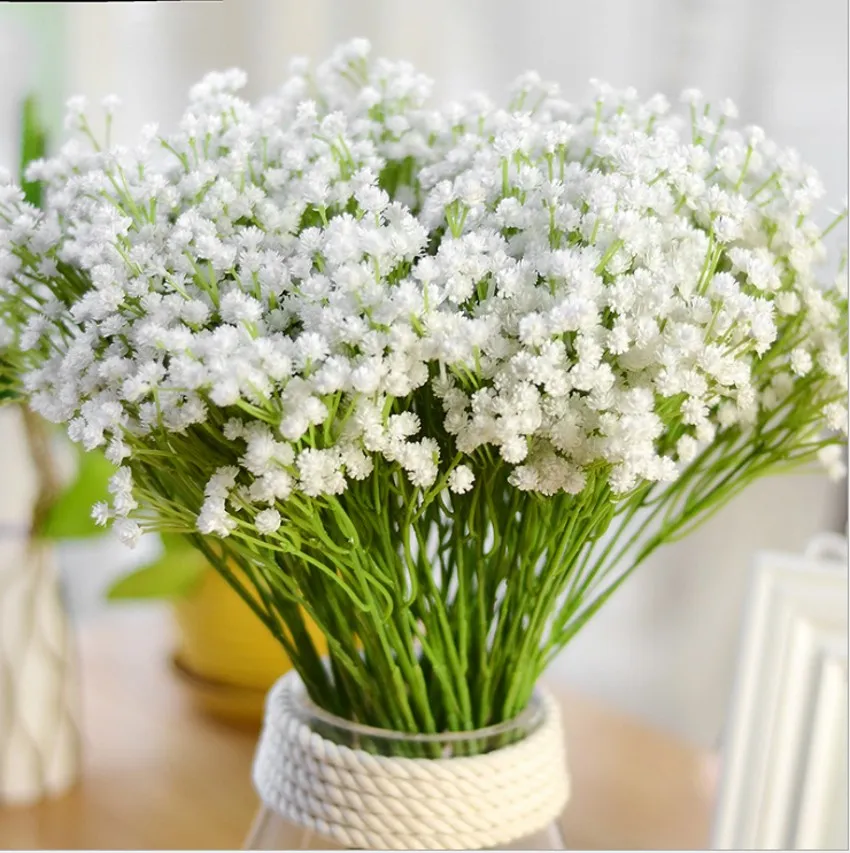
[39,449,115,539]
[0,357,21,404]
[106,546,207,600]
[19,95,48,209]
[161,532,194,554]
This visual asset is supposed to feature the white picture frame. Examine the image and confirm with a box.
[794,655,848,850]
[712,536,848,850]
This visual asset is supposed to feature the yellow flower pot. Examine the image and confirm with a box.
[171,569,326,729]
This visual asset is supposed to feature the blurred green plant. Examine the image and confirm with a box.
[105,534,207,600]
[19,95,46,209]
[39,450,115,539]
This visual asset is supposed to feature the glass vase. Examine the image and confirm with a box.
[245,673,568,850]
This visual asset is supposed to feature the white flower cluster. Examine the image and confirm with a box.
[0,40,846,540]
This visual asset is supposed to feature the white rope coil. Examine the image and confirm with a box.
[252,672,570,850]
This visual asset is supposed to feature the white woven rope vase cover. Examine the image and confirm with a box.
[252,672,570,850]
[0,537,81,804]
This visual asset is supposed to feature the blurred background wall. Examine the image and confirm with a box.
[0,0,846,748]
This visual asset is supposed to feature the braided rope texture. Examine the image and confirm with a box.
[252,672,570,850]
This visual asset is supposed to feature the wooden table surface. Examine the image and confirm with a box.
[0,608,715,850]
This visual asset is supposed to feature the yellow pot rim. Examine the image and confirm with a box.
[171,653,269,700]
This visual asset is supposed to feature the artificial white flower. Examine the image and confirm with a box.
[91,501,111,527]
[0,39,845,539]
[2,39,846,737]
[790,348,813,377]
[818,445,847,482]
[113,518,142,548]
[448,465,475,494]
[255,508,282,535]
[197,496,238,537]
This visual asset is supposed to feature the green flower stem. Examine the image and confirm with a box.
[50,343,838,739]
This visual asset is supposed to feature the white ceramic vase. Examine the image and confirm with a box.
[0,407,81,805]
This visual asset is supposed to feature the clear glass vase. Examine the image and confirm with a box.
[246,809,565,850]
[245,681,567,850]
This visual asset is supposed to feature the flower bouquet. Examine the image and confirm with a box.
[0,39,846,850]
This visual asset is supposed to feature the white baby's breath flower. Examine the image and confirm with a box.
[223,418,245,440]
[101,95,122,114]
[0,41,844,531]
[108,467,133,497]
[112,492,138,518]
[676,435,699,464]
[255,508,282,534]
[790,348,813,377]
[818,445,847,482]
[91,501,111,527]
[447,465,475,494]
[825,402,848,435]
[508,465,538,491]
[2,43,848,745]
[205,466,239,499]
[113,518,142,548]
[197,496,237,537]
[719,98,738,119]
[219,290,262,324]
[64,96,87,130]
